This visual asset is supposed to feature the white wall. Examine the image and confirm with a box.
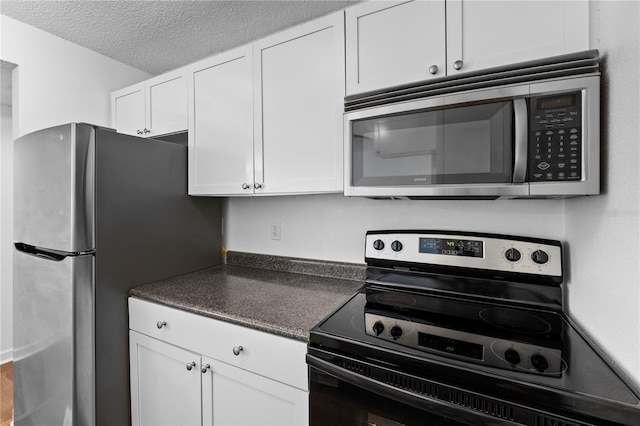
[225,2,640,388]
[225,195,564,264]
[0,103,12,363]
[564,1,640,386]
[0,15,152,362]
[0,14,151,138]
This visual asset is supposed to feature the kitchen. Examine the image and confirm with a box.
[1,0,639,425]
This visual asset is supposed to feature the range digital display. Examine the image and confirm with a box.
[418,333,484,360]
[419,237,483,257]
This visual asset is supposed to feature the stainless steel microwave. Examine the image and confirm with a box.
[344,51,600,199]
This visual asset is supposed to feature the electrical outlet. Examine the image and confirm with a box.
[271,222,281,240]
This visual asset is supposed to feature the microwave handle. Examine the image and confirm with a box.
[513,98,528,183]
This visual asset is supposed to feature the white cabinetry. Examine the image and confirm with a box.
[252,12,345,195]
[445,0,589,75]
[130,331,202,426]
[346,0,589,95]
[188,46,253,196]
[188,12,345,196]
[129,298,309,426]
[346,0,446,94]
[111,68,188,137]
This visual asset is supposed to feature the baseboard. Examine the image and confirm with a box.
[0,348,13,364]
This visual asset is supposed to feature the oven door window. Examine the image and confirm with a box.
[310,367,470,426]
[351,101,513,186]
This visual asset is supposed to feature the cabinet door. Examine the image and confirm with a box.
[130,331,202,426]
[188,46,254,196]
[345,0,446,95]
[253,11,344,195]
[146,69,188,137]
[446,0,589,75]
[202,357,308,426]
[111,83,145,136]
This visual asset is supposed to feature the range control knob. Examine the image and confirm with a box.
[390,240,403,252]
[504,349,521,366]
[373,239,385,251]
[372,321,385,336]
[531,250,549,265]
[390,326,403,340]
[531,354,549,373]
[505,248,521,262]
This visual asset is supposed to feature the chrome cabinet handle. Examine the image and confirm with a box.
[201,363,211,374]
[143,128,151,134]
[232,345,244,356]
[253,183,262,190]
[428,65,438,75]
[242,183,250,190]
[156,321,166,329]
[136,130,143,135]
[453,60,464,71]
[186,361,196,371]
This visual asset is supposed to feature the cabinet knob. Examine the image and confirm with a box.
[232,345,244,356]
[253,183,262,190]
[428,65,438,75]
[185,361,196,371]
[453,60,464,71]
[201,363,211,374]
[156,321,166,329]
[136,130,143,135]
[143,128,151,134]
[242,183,250,190]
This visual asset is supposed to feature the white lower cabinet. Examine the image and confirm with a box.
[202,357,308,425]
[130,331,202,426]
[129,298,309,426]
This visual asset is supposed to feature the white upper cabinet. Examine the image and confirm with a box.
[111,68,188,137]
[346,0,446,95]
[446,0,590,75]
[346,0,590,95]
[253,11,345,195]
[188,12,344,196]
[187,46,253,196]
[111,83,145,136]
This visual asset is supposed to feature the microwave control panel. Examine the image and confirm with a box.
[528,91,582,182]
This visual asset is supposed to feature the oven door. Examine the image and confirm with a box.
[344,85,530,199]
[309,366,471,426]
[308,352,516,426]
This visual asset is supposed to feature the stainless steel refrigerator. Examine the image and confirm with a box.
[13,123,222,425]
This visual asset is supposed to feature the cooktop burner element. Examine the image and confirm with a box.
[308,231,640,425]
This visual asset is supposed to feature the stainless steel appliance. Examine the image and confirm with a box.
[344,50,600,199]
[13,123,222,425]
[308,231,640,425]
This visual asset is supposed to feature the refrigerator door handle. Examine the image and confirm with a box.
[14,242,94,261]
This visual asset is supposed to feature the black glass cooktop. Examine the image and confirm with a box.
[310,289,640,425]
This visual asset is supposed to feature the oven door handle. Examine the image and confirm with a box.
[307,353,514,425]
[513,97,528,183]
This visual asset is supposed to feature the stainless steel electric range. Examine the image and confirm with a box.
[307,231,640,425]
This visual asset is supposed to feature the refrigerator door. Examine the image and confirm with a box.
[14,123,95,252]
[13,246,95,426]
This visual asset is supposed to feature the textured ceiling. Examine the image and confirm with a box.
[0,0,359,76]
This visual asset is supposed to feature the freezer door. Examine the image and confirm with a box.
[14,123,95,252]
[13,246,95,426]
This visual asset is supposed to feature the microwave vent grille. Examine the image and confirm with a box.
[345,49,600,112]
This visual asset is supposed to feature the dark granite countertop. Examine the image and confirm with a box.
[129,252,365,342]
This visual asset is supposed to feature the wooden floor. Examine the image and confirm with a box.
[0,362,12,426]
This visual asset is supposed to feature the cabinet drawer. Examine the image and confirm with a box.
[129,298,308,391]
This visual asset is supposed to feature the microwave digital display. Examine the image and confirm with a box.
[537,94,576,110]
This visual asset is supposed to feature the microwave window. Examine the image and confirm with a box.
[351,101,513,186]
